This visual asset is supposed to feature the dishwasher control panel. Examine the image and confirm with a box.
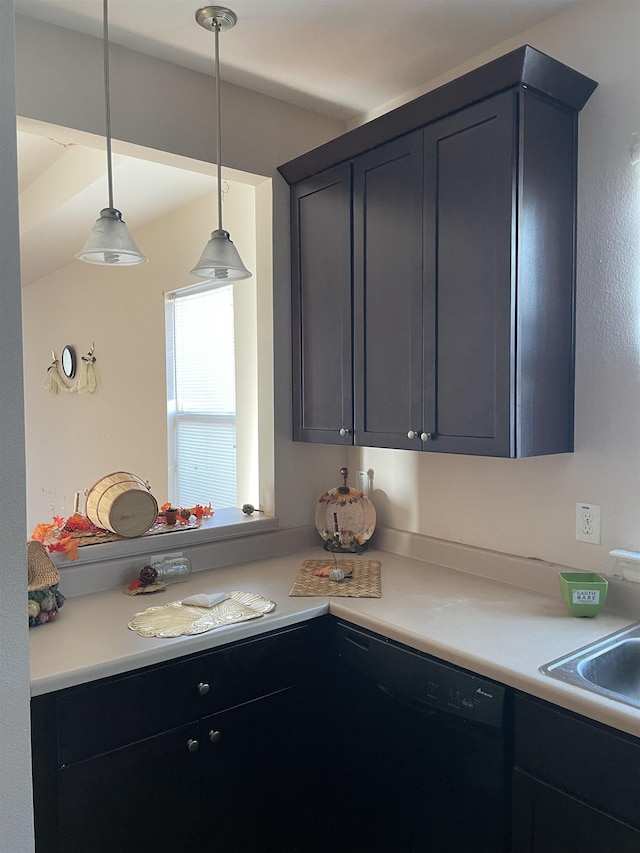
[335,620,506,729]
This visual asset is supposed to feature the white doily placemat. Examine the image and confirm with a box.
[128,590,275,638]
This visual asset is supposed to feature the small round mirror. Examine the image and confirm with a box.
[61,345,76,379]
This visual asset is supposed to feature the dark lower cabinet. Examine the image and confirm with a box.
[200,689,309,853]
[512,693,640,852]
[36,622,640,853]
[512,769,640,853]
[57,723,201,853]
[31,622,323,853]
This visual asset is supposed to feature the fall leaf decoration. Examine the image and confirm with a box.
[31,513,105,561]
[160,502,214,523]
[31,503,215,561]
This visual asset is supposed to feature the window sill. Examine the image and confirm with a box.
[50,508,279,568]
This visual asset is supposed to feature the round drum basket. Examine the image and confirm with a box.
[85,472,158,538]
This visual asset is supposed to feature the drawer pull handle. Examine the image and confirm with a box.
[208,729,222,744]
[420,432,432,442]
[339,427,350,437]
[187,738,200,753]
[197,682,210,696]
[407,430,418,439]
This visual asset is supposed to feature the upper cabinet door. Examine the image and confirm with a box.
[423,88,578,457]
[291,164,353,444]
[423,91,517,456]
[283,46,594,457]
[353,132,424,449]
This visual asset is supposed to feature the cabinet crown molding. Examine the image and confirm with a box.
[278,44,597,185]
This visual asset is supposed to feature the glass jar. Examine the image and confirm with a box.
[151,555,193,584]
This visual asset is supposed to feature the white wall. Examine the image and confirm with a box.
[15,13,349,534]
[0,4,35,851]
[351,1,640,574]
[22,178,259,532]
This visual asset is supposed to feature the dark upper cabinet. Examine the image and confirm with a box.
[353,132,424,450]
[280,45,597,457]
[426,88,579,456]
[291,164,353,444]
[422,93,516,455]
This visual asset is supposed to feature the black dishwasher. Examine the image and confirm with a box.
[324,620,512,853]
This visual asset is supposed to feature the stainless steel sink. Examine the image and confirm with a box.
[541,622,640,709]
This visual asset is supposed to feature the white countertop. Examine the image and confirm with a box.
[29,546,640,738]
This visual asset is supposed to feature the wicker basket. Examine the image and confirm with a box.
[27,541,65,627]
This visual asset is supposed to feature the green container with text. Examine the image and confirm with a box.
[558,572,608,617]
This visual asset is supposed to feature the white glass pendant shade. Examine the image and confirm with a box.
[77,0,146,267]
[193,6,251,282]
[190,228,251,280]
[76,208,148,266]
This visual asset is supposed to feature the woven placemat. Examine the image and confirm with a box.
[71,518,201,548]
[290,559,381,598]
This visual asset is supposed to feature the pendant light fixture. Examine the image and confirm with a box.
[191,6,251,281]
[76,0,147,266]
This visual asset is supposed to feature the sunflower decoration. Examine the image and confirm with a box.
[315,468,376,552]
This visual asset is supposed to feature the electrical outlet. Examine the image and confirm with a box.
[357,470,370,496]
[576,503,601,545]
[149,550,183,565]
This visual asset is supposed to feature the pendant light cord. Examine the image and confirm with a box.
[103,0,114,211]
[214,21,223,232]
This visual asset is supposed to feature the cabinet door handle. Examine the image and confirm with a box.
[197,682,210,696]
[208,729,222,744]
[187,738,200,753]
[339,427,350,437]
[407,430,418,440]
[420,432,432,442]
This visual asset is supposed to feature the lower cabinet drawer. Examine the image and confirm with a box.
[54,622,315,765]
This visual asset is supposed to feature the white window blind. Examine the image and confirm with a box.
[166,284,237,509]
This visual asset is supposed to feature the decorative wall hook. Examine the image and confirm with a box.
[43,345,98,395]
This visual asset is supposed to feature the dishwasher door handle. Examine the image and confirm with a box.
[375,682,438,718]
[343,633,370,652]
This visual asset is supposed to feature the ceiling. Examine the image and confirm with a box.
[15,0,590,122]
[17,126,216,285]
[14,0,590,285]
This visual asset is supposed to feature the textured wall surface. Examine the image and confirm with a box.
[353,2,640,574]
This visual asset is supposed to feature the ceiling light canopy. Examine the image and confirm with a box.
[76,0,147,266]
[191,6,251,282]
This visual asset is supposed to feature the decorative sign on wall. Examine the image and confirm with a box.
[44,343,97,395]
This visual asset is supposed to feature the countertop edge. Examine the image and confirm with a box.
[30,546,640,740]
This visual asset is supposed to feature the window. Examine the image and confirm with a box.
[166,284,237,508]
[164,176,272,521]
